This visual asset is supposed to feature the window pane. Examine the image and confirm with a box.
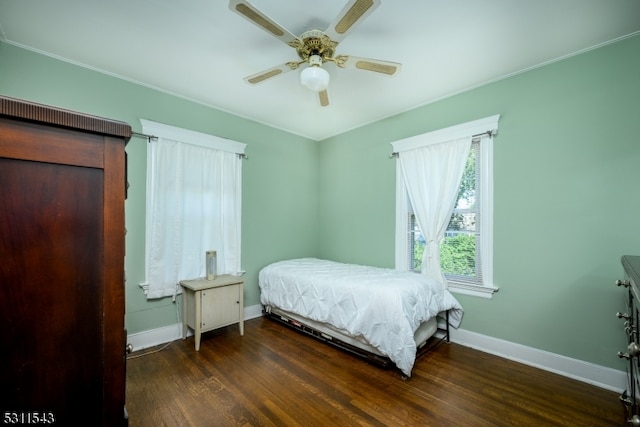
[455,144,477,209]
[409,214,425,271]
[442,142,481,283]
[441,231,477,278]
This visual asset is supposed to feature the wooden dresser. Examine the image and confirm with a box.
[0,96,131,425]
[618,255,640,425]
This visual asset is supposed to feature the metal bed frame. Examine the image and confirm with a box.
[263,307,451,375]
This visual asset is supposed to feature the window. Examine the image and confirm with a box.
[140,119,246,299]
[393,115,499,298]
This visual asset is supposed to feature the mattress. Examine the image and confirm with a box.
[259,258,464,376]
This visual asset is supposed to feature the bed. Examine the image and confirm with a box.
[258,258,464,377]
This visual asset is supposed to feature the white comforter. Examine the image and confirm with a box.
[259,258,463,376]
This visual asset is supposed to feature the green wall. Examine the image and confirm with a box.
[0,42,319,334]
[2,34,639,370]
[318,35,640,370]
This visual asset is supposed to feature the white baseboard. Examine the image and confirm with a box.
[127,304,264,352]
[127,322,184,352]
[127,304,626,393]
[449,327,626,393]
[243,303,263,320]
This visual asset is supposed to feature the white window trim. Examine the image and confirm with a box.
[393,115,500,298]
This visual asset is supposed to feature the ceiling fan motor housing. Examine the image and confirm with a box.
[296,30,337,62]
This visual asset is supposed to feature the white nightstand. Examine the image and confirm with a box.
[180,275,244,351]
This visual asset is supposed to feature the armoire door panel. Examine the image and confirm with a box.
[0,157,104,420]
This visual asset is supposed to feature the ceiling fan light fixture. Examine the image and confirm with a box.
[300,66,330,92]
[300,55,329,92]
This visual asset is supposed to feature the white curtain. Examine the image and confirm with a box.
[141,120,245,299]
[398,136,472,285]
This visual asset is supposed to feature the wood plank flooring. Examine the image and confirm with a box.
[126,316,622,426]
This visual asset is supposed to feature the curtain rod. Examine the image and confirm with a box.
[130,131,248,159]
[131,131,158,142]
[389,129,497,158]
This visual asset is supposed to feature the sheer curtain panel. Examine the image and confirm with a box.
[397,137,472,285]
[140,119,246,299]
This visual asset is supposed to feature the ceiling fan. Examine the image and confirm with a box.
[229,0,401,107]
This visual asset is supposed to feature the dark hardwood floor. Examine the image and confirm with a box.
[126,316,622,426]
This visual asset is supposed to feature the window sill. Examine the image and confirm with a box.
[447,281,499,299]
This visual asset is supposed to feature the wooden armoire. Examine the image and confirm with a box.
[0,96,131,425]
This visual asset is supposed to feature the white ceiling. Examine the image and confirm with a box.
[1,0,639,140]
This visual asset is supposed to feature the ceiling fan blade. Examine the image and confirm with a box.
[229,0,301,48]
[334,55,401,76]
[325,0,381,43]
[318,90,330,107]
[244,62,300,85]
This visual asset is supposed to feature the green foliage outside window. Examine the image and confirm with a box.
[412,234,476,277]
[413,239,424,271]
[441,234,476,276]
